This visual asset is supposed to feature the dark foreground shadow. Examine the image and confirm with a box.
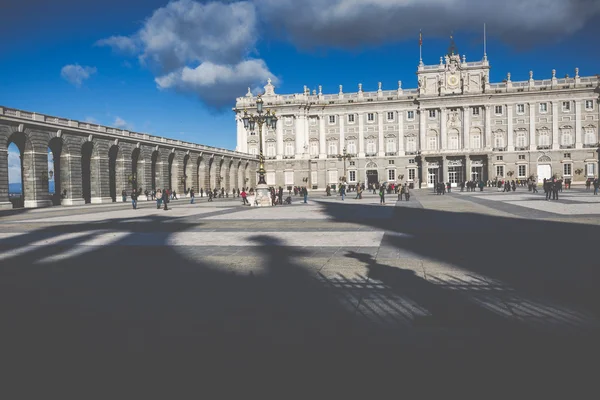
[0,209,598,398]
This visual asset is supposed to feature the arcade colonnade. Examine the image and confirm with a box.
[0,107,258,209]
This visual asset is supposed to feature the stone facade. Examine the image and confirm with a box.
[235,54,600,189]
[0,107,258,209]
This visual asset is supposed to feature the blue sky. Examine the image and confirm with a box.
[2,0,599,184]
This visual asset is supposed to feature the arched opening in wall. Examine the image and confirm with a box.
[218,158,224,189]
[7,140,24,208]
[81,141,93,204]
[151,151,159,191]
[132,148,142,191]
[208,157,214,190]
[228,160,235,192]
[109,145,119,202]
[197,157,205,191]
[237,162,243,190]
[48,137,63,205]
[168,152,175,190]
[183,154,190,193]
[244,163,249,189]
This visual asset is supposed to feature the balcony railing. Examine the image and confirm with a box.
[537,145,551,150]
[515,146,528,151]
[365,152,377,157]
[405,151,418,155]
[327,154,338,158]
[493,147,507,152]
[385,152,397,156]
[560,145,574,149]
[583,143,599,148]
[283,155,294,159]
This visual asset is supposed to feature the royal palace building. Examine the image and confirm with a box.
[234,49,600,189]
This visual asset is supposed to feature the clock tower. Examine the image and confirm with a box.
[416,37,490,97]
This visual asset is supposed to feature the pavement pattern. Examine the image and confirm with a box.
[1,189,599,397]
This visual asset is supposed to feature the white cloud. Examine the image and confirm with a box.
[156,59,277,108]
[113,117,133,129]
[95,35,139,54]
[84,116,98,124]
[256,0,600,48]
[95,0,275,108]
[8,148,21,183]
[61,64,97,87]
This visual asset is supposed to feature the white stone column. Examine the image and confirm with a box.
[462,107,470,150]
[398,111,404,155]
[276,115,283,160]
[296,114,306,156]
[440,108,447,151]
[339,113,345,152]
[485,106,492,149]
[239,118,248,153]
[377,112,384,157]
[419,109,426,151]
[235,117,242,152]
[529,103,536,150]
[358,113,365,157]
[319,115,326,158]
[507,104,514,151]
[575,100,582,148]
[552,101,559,150]
[304,113,310,158]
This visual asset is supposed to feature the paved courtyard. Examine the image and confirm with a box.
[1,189,599,397]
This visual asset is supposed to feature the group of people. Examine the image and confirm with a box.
[585,178,600,195]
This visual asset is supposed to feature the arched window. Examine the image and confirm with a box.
[516,130,527,148]
[406,136,417,152]
[470,128,482,149]
[560,128,573,146]
[266,142,275,157]
[249,146,258,155]
[347,140,356,154]
[310,141,319,156]
[584,127,597,145]
[366,139,376,154]
[284,141,294,156]
[538,128,550,146]
[386,138,396,153]
[328,141,338,155]
[448,129,459,150]
[494,131,505,148]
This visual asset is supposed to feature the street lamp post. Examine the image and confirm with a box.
[415,151,423,189]
[239,94,278,206]
[336,147,352,183]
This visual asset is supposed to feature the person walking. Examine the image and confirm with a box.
[156,189,162,209]
[190,187,195,204]
[379,185,385,205]
[162,188,169,210]
[340,184,346,201]
[302,186,308,203]
[131,188,138,210]
[208,189,213,202]
[593,178,599,195]
[404,184,410,201]
[241,189,248,205]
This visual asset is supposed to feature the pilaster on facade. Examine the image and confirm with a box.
[377,112,385,157]
[462,107,470,150]
[358,113,365,157]
[319,114,327,158]
[552,102,559,150]
[575,100,582,148]
[296,113,306,155]
[339,113,345,152]
[419,109,426,152]
[276,115,283,160]
[484,106,492,150]
[507,104,514,152]
[440,108,447,151]
[529,102,536,151]
[397,112,405,156]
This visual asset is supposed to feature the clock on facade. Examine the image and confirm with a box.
[448,75,459,87]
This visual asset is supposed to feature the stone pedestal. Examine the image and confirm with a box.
[91,197,115,204]
[253,184,272,207]
[24,199,53,208]
[0,202,13,210]
[61,198,86,206]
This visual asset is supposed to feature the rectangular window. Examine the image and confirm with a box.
[329,115,336,124]
[407,111,415,120]
[408,159,415,164]
[516,104,525,114]
[563,163,572,176]
[496,165,505,178]
[495,105,503,115]
[539,103,548,113]
[266,142,275,157]
[472,107,480,116]
[472,135,481,149]
[585,100,594,110]
[285,142,294,156]
[406,137,416,152]
[562,101,571,112]
[388,160,395,165]
[347,140,356,154]
[586,163,596,177]
[518,165,526,178]
[328,170,338,183]
[428,136,437,150]
[310,141,319,156]
[387,112,394,121]
[367,113,374,122]
[349,170,356,182]
[349,161,355,166]
[496,156,503,161]
[348,114,355,123]
[388,169,396,181]
[366,140,376,154]
[284,171,294,185]
[266,172,276,185]
[386,138,396,153]
[428,110,437,119]
[564,153,571,159]
[518,154,526,160]
[311,170,318,185]
[408,168,416,181]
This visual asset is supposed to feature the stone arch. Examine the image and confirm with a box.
[81,141,95,203]
[183,153,191,192]
[217,158,224,189]
[227,159,235,192]
[151,149,160,191]
[109,145,120,201]
[131,147,146,191]
[168,152,176,191]
[197,156,207,191]
[237,161,244,190]
[365,161,378,169]
[538,155,552,163]
[208,156,215,190]
[47,136,63,205]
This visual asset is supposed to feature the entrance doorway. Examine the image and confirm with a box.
[471,166,483,181]
[427,167,440,187]
[537,164,552,183]
[448,166,462,187]
[366,170,378,187]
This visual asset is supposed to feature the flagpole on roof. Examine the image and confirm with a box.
[484,23,488,61]
[419,29,423,65]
